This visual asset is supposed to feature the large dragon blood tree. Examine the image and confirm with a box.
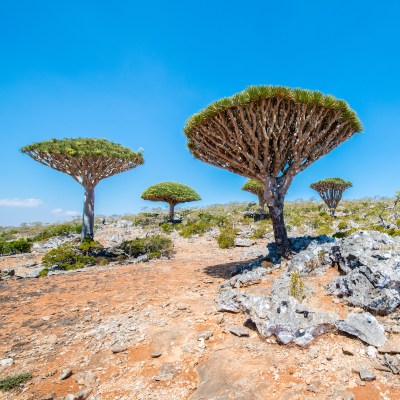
[310,178,352,217]
[184,86,362,255]
[22,138,144,240]
[141,182,201,221]
[242,179,266,211]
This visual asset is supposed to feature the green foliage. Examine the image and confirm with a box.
[184,85,363,138]
[32,223,81,242]
[21,138,144,162]
[216,227,237,249]
[338,221,348,230]
[119,235,173,259]
[310,178,352,190]
[0,373,32,391]
[78,238,103,255]
[38,268,49,277]
[241,179,264,195]
[160,222,176,234]
[290,271,304,301]
[42,244,95,271]
[251,220,271,239]
[0,229,18,241]
[179,220,211,238]
[0,239,32,256]
[141,182,201,204]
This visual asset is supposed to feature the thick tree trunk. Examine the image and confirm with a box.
[169,203,175,222]
[264,178,291,256]
[268,199,290,256]
[329,208,335,218]
[82,186,95,240]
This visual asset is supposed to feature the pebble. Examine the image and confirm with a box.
[359,368,376,381]
[342,344,355,355]
[151,352,162,358]
[228,325,250,337]
[111,345,127,354]
[59,368,73,380]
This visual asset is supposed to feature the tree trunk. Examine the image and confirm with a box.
[268,198,290,256]
[263,178,291,257]
[82,186,95,240]
[169,203,175,222]
[329,208,335,218]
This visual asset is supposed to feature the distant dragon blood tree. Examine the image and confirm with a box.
[22,138,144,240]
[310,178,352,217]
[141,182,201,221]
[184,85,362,255]
[242,179,266,211]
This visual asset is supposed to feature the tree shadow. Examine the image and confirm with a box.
[203,234,336,279]
[203,257,261,280]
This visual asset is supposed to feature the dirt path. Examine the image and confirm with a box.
[1,235,400,399]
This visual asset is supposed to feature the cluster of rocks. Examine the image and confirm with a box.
[217,231,400,373]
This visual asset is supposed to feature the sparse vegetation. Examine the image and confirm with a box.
[0,238,32,256]
[32,223,81,242]
[290,271,304,301]
[119,235,173,259]
[216,227,237,249]
[0,373,32,391]
[42,244,96,271]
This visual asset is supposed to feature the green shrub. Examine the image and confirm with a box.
[38,268,49,277]
[337,221,348,230]
[179,220,212,238]
[0,373,32,391]
[119,235,173,259]
[290,271,304,301]
[160,222,175,234]
[33,223,81,242]
[42,244,95,271]
[0,239,32,255]
[78,238,103,255]
[216,228,236,249]
[251,220,271,239]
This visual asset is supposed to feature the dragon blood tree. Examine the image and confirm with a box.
[141,182,201,221]
[22,138,144,240]
[184,86,362,255]
[310,178,352,217]
[242,179,266,211]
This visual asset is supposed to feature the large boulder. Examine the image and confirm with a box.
[327,231,400,315]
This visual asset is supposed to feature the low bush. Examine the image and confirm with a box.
[33,223,81,242]
[0,373,32,391]
[216,227,237,249]
[290,271,304,301]
[337,221,348,230]
[42,244,95,271]
[179,220,212,238]
[119,235,173,259]
[0,239,32,256]
[251,220,271,239]
[160,222,176,234]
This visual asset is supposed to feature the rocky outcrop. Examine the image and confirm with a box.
[327,231,400,315]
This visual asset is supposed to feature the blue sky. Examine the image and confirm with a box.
[1,1,399,226]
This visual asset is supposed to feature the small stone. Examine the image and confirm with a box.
[0,358,14,367]
[342,344,355,355]
[197,330,213,341]
[366,346,377,358]
[151,352,162,358]
[228,325,250,337]
[73,388,92,400]
[234,238,255,247]
[359,368,376,381]
[59,368,73,380]
[342,392,355,400]
[176,304,188,310]
[153,373,175,381]
[74,370,97,387]
[309,347,319,359]
[41,394,55,400]
[378,334,400,354]
[111,345,127,354]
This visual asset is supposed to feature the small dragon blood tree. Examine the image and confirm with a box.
[242,179,266,211]
[22,138,144,240]
[184,85,362,255]
[141,182,201,221]
[310,178,352,217]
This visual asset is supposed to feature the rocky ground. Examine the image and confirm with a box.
[1,225,400,400]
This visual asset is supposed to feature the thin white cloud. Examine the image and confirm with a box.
[0,198,43,207]
[51,208,79,217]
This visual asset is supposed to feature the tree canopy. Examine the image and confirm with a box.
[310,178,352,191]
[141,182,201,205]
[22,138,144,188]
[241,179,264,196]
[184,85,362,254]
